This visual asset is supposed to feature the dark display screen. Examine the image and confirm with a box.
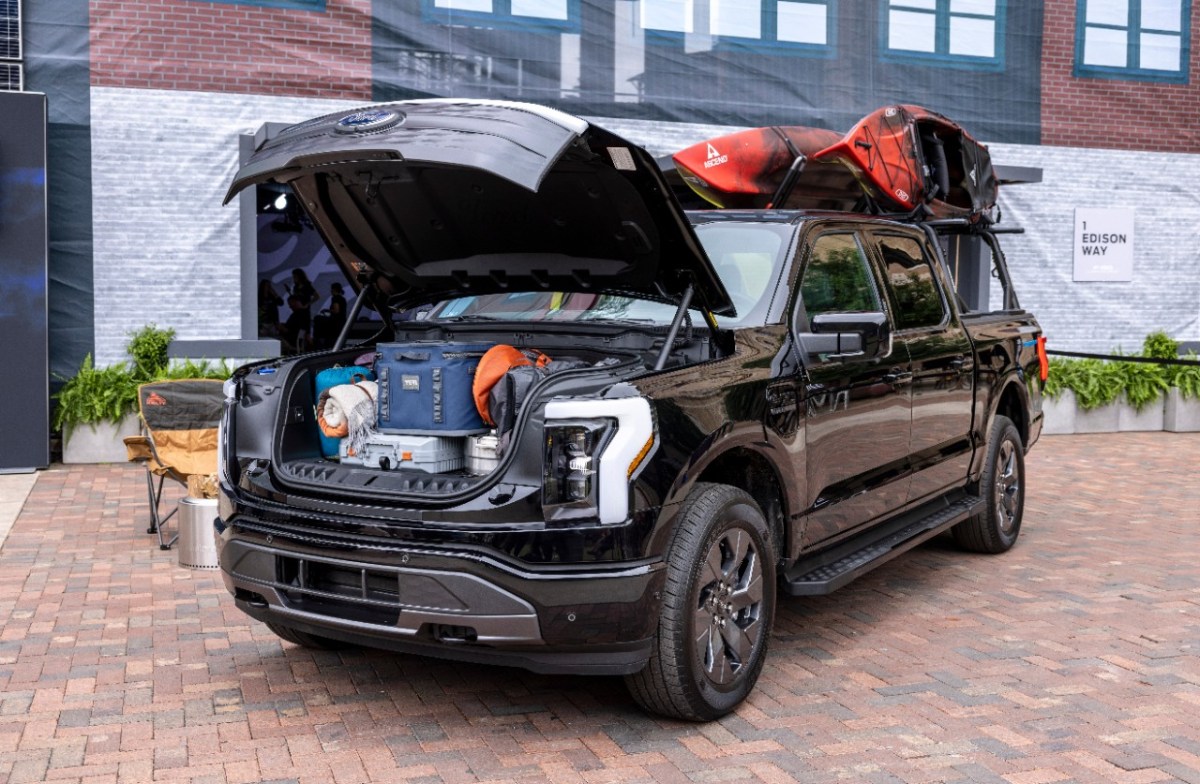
[0,92,49,470]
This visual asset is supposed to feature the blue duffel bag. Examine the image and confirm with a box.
[375,343,492,435]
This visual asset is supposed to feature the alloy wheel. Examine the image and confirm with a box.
[692,527,765,686]
[994,439,1021,536]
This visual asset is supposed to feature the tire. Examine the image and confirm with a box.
[265,621,352,650]
[953,414,1025,554]
[626,483,776,721]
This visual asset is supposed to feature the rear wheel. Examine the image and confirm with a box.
[626,483,776,721]
[264,621,351,650]
[954,414,1024,553]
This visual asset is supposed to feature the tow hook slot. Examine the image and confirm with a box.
[434,624,478,643]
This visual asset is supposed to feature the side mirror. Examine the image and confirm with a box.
[800,311,890,360]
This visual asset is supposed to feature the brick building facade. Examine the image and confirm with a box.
[89,0,373,97]
[1041,0,1200,151]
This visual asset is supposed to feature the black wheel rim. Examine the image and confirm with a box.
[692,527,765,686]
[995,439,1021,536]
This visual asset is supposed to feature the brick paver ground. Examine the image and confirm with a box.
[1,433,1198,784]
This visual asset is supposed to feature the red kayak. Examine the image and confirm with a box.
[810,104,997,219]
[672,126,863,211]
[673,105,998,220]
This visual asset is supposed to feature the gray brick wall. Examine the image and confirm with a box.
[88,93,1200,362]
[89,88,358,365]
[985,142,1200,355]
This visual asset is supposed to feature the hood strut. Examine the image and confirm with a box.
[654,283,695,371]
[333,279,395,351]
[333,286,369,351]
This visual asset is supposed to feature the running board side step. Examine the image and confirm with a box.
[783,496,984,596]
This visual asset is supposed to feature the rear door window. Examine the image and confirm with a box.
[875,235,947,330]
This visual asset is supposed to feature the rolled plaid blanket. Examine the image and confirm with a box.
[317,380,378,457]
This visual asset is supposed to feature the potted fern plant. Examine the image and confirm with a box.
[1115,332,1171,431]
[1115,358,1168,431]
[56,324,177,463]
[1041,357,1078,435]
[1044,333,1179,435]
[55,354,143,463]
[1165,348,1200,432]
[1066,357,1124,434]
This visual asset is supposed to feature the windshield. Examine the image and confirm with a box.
[421,222,792,327]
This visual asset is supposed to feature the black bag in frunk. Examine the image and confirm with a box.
[488,359,589,450]
[375,342,492,434]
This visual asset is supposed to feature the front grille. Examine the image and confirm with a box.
[277,554,402,626]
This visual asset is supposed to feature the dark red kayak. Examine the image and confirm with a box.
[673,105,998,220]
[672,126,863,212]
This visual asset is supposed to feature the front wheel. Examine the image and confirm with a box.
[626,483,776,721]
[954,414,1025,553]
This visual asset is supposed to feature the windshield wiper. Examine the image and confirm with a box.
[432,315,501,322]
[582,317,661,325]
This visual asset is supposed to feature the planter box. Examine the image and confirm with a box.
[62,413,140,464]
[1118,395,1164,432]
[1074,402,1120,434]
[1165,389,1200,432]
[1042,391,1077,435]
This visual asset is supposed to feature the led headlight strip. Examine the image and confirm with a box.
[217,378,238,487]
[543,396,657,524]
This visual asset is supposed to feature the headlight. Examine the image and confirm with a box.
[542,396,657,524]
[543,419,610,515]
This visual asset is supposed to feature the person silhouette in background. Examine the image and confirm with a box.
[328,281,348,337]
[287,269,318,315]
[257,279,283,338]
[280,294,311,354]
[312,281,349,349]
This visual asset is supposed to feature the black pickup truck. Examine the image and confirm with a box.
[216,100,1044,721]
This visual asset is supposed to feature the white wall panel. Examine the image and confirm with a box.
[89,87,358,365]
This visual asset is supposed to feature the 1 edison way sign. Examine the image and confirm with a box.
[1073,207,1135,282]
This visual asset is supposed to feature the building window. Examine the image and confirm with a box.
[884,0,1003,67]
[1,0,21,91]
[186,0,326,10]
[641,0,834,49]
[642,0,694,32]
[427,0,579,30]
[1076,0,1189,82]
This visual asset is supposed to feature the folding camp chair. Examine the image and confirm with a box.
[124,379,225,550]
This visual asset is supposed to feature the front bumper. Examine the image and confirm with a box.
[217,516,665,675]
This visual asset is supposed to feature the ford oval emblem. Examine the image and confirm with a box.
[336,109,401,134]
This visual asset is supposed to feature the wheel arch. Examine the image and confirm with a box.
[654,442,791,566]
[991,377,1030,447]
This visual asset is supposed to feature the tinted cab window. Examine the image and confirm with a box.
[798,233,881,323]
[877,235,946,330]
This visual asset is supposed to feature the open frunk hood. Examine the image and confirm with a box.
[226,99,735,316]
